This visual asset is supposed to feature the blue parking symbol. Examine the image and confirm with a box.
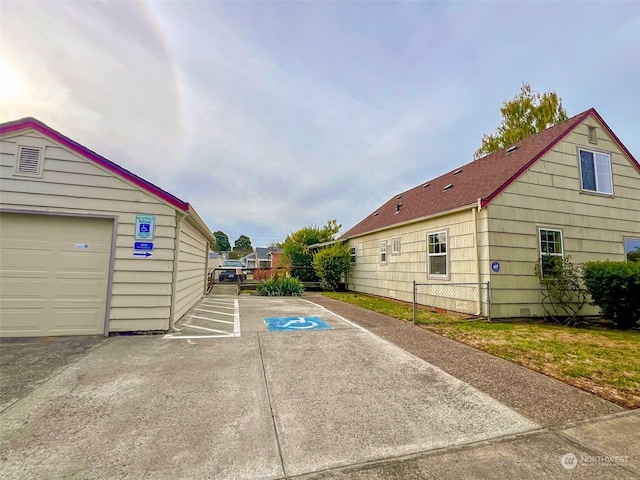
[139,223,151,233]
[264,316,333,331]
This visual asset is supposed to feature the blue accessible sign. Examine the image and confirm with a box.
[134,242,154,251]
[264,316,332,332]
[492,261,500,273]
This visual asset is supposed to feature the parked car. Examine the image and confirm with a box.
[218,260,247,282]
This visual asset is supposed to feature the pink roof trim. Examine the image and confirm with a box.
[0,117,190,212]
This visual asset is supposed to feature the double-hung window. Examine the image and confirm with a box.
[427,231,447,277]
[391,237,401,255]
[349,246,357,263]
[539,228,563,276]
[379,241,387,264]
[579,149,613,195]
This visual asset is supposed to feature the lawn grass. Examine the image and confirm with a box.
[322,291,640,409]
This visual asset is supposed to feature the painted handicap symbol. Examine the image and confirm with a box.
[264,316,332,331]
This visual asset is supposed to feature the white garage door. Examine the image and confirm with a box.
[0,213,113,337]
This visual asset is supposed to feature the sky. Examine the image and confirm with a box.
[1,1,639,247]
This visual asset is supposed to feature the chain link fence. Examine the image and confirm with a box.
[413,281,491,322]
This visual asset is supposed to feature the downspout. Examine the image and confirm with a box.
[474,199,481,316]
[169,211,187,332]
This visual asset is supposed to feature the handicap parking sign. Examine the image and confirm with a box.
[264,316,333,331]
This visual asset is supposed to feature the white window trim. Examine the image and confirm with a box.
[539,227,564,258]
[349,245,357,263]
[379,241,387,265]
[623,237,640,262]
[578,147,613,196]
[391,237,401,255]
[427,230,449,279]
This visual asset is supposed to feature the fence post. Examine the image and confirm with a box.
[413,280,417,324]
[487,281,492,322]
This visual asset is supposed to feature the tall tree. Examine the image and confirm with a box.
[213,230,231,252]
[474,83,568,159]
[233,234,253,252]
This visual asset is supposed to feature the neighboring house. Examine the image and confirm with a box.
[0,117,215,337]
[342,108,640,319]
[241,247,283,269]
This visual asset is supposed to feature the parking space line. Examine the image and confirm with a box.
[234,299,240,335]
[181,324,232,334]
[195,309,235,316]
[190,316,234,325]
[164,297,240,339]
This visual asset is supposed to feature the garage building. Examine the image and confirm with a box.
[0,117,215,337]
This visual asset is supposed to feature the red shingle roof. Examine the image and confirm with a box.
[342,108,637,239]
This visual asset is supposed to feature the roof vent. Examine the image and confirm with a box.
[396,194,402,199]
[17,146,42,175]
[373,212,379,217]
[443,184,453,191]
[453,169,462,175]
[395,203,403,214]
[506,145,519,153]
[423,183,430,188]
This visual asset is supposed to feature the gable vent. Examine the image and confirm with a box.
[443,184,453,191]
[588,125,597,144]
[17,147,42,175]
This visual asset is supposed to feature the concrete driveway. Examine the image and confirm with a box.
[1,294,638,479]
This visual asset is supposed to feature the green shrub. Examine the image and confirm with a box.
[313,242,352,291]
[254,274,304,296]
[534,255,587,326]
[582,261,640,330]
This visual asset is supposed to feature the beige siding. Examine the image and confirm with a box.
[487,117,640,318]
[348,209,480,311]
[1,131,178,332]
[174,217,209,321]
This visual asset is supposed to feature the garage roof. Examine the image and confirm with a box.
[0,117,190,212]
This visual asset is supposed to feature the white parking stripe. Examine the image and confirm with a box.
[190,316,234,325]
[195,309,235,316]
[181,324,232,335]
[233,299,240,335]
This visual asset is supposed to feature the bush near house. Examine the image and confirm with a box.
[313,242,352,291]
[583,261,640,330]
[254,274,304,296]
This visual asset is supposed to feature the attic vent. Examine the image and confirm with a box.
[423,183,430,188]
[453,169,462,175]
[17,146,43,175]
[373,212,379,217]
[588,125,597,144]
[396,194,403,199]
[506,145,519,153]
[395,203,403,214]
[443,184,453,191]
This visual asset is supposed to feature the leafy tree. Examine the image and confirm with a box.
[474,83,568,159]
[282,219,341,281]
[213,231,231,252]
[233,234,253,252]
[313,242,351,291]
[209,236,219,252]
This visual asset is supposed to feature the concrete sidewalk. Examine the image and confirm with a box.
[0,292,637,479]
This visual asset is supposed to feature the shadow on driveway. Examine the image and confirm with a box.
[0,335,108,412]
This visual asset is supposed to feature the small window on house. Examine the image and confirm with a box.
[391,237,401,255]
[349,246,357,263]
[427,231,447,277]
[15,146,43,176]
[624,238,640,263]
[579,149,612,195]
[539,228,563,276]
[587,126,597,144]
[379,241,387,264]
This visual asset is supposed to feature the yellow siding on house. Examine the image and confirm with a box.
[174,217,209,321]
[487,117,640,318]
[348,209,479,307]
[1,131,178,332]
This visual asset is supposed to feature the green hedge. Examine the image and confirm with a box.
[582,261,640,329]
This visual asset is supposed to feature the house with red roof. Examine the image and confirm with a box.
[341,109,640,319]
[0,117,215,337]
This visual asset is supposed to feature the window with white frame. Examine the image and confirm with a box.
[391,237,401,255]
[427,231,447,277]
[624,238,640,263]
[579,149,613,195]
[379,241,387,264]
[539,228,563,276]
[349,245,357,263]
